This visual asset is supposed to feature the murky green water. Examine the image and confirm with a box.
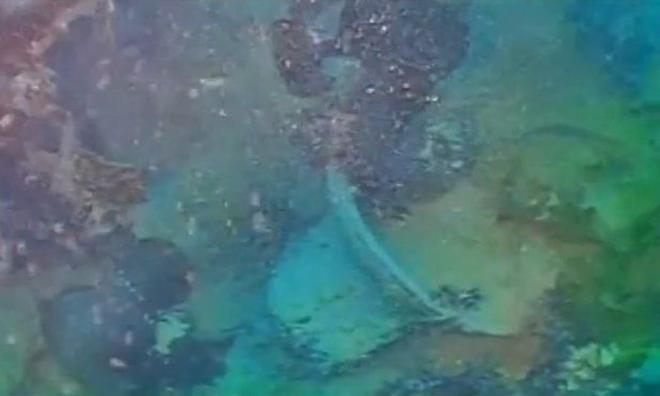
[1,0,660,395]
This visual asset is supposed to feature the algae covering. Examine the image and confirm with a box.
[1,0,660,395]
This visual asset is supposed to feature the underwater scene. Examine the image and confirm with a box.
[2,0,660,395]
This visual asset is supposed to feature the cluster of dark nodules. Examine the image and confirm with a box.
[273,0,473,216]
[379,365,653,396]
[41,233,233,396]
[376,369,512,396]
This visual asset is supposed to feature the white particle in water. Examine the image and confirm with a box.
[109,357,128,369]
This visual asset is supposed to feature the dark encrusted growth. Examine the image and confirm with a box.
[111,237,192,314]
[41,236,231,396]
[339,0,468,75]
[375,369,512,396]
[272,18,334,97]
[274,0,473,215]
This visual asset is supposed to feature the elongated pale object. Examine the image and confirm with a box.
[326,165,452,320]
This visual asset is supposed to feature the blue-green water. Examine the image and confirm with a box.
[1,0,660,395]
